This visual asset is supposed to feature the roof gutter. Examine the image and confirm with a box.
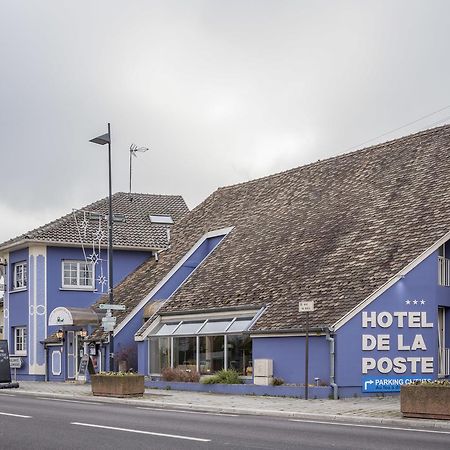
[0,239,165,253]
[250,325,329,336]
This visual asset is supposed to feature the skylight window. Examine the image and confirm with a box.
[112,213,126,223]
[88,212,103,221]
[151,317,255,336]
[149,215,174,225]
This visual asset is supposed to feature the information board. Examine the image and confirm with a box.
[298,301,315,312]
[0,340,12,383]
[76,354,96,381]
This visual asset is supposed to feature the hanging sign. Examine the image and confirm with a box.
[99,304,125,311]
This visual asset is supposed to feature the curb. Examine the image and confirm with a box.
[12,388,450,432]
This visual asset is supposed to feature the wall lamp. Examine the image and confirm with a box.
[56,329,64,340]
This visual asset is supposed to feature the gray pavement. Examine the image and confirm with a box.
[10,381,450,431]
[2,394,449,450]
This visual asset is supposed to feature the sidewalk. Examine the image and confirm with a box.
[13,381,450,431]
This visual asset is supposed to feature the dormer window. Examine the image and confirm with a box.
[438,244,450,286]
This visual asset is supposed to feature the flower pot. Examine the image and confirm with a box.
[91,374,145,398]
[401,384,450,420]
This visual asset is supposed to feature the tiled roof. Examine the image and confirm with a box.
[110,124,450,334]
[0,192,189,250]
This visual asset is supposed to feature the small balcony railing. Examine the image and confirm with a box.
[438,257,450,286]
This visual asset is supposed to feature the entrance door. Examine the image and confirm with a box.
[67,331,77,379]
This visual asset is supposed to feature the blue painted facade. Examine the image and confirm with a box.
[335,250,450,396]
[112,234,226,372]
[252,336,330,385]
[3,244,151,381]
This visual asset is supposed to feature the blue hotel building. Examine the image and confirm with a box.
[95,125,450,397]
[3,125,450,398]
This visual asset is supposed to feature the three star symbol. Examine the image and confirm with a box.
[404,299,426,305]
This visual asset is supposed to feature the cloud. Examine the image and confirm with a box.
[0,1,450,242]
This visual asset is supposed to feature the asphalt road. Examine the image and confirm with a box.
[0,392,449,450]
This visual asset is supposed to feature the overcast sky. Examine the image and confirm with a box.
[1,0,450,242]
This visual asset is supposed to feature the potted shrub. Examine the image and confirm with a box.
[91,372,145,398]
[401,380,450,420]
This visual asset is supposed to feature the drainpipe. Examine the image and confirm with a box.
[44,346,48,382]
[326,329,338,400]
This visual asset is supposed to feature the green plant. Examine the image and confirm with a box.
[271,377,284,386]
[161,367,200,382]
[201,369,243,384]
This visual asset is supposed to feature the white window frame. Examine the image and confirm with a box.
[13,262,27,290]
[61,260,95,290]
[14,326,27,355]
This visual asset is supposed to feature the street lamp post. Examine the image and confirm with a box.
[90,123,115,372]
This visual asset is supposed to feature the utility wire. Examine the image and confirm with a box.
[424,114,450,129]
[344,104,450,152]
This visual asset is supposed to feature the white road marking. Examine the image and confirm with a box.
[288,419,450,435]
[0,412,31,418]
[137,406,238,417]
[36,397,103,406]
[71,422,211,442]
[0,393,16,397]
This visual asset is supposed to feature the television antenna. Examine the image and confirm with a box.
[129,144,149,199]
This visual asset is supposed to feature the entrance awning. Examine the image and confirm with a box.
[48,307,105,327]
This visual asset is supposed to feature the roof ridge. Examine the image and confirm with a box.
[217,122,450,192]
[117,192,185,198]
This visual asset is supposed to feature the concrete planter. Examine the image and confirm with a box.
[91,374,145,398]
[401,384,450,420]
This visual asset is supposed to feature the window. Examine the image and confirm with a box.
[199,335,224,374]
[62,261,94,289]
[227,335,252,376]
[13,262,27,290]
[148,314,259,375]
[438,244,450,286]
[173,336,197,370]
[14,327,27,355]
[149,337,171,374]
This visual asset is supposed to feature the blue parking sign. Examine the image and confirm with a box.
[362,375,432,392]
